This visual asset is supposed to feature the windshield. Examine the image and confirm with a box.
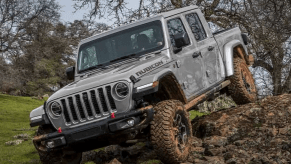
[77,20,165,73]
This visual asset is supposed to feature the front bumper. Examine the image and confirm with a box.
[33,105,154,152]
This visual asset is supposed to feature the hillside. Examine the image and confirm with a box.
[1,93,291,163]
[0,94,45,163]
[81,94,291,164]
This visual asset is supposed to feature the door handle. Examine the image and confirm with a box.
[208,46,214,51]
[192,52,201,58]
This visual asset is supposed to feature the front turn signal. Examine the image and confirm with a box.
[111,113,115,119]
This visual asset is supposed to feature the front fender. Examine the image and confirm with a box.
[30,105,45,119]
[29,105,50,127]
[132,68,174,99]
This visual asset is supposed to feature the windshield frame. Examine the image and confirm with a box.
[76,20,166,74]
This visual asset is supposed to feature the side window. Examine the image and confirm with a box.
[185,13,207,41]
[167,18,189,47]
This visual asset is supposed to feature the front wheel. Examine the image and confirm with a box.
[33,125,82,164]
[228,58,257,105]
[150,100,192,164]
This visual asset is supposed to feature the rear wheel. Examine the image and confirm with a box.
[228,58,257,105]
[150,100,192,164]
[33,125,82,164]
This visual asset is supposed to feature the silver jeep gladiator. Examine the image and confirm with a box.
[30,5,256,164]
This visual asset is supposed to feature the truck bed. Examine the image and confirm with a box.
[213,27,247,60]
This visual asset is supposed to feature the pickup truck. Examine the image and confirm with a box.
[30,5,256,164]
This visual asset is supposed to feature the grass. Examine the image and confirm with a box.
[189,110,208,120]
[0,94,46,164]
[0,94,208,164]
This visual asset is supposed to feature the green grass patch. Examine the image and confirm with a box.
[0,94,45,164]
[189,110,208,120]
[84,162,95,164]
[94,147,105,152]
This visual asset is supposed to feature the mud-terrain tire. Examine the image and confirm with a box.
[228,58,257,105]
[150,100,192,164]
[33,125,82,164]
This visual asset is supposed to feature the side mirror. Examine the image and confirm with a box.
[173,32,190,49]
[66,66,75,80]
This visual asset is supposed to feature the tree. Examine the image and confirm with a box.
[73,0,197,25]
[199,0,291,95]
[0,0,60,55]
[9,19,94,96]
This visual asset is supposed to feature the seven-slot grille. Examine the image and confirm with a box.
[60,85,117,125]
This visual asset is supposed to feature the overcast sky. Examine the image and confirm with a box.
[58,0,139,25]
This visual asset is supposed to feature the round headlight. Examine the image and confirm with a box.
[115,82,129,98]
[50,102,62,117]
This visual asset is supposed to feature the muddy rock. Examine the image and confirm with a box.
[204,156,225,163]
[205,147,226,156]
[191,147,205,154]
[191,136,203,147]
[203,136,228,147]
[81,94,291,164]
[107,158,122,164]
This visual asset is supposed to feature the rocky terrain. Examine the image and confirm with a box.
[81,94,291,164]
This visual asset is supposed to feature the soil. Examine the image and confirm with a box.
[81,94,291,164]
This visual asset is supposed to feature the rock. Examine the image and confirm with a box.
[250,108,261,113]
[191,147,205,154]
[192,137,203,147]
[204,136,228,147]
[270,138,283,146]
[5,140,23,146]
[271,126,278,136]
[13,133,30,139]
[108,158,121,164]
[223,152,233,161]
[205,147,226,156]
[225,158,237,164]
[193,159,208,164]
[225,145,236,151]
[105,145,120,156]
[204,156,225,163]
[233,140,245,146]
[216,113,229,125]
[279,127,289,135]
[43,94,49,97]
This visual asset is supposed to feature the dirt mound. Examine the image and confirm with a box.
[189,94,291,163]
[82,94,291,164]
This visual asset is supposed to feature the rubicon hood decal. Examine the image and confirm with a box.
[135,60,164,77]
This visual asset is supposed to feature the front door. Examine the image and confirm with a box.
[166,16,206,99]
[183,12,222,90]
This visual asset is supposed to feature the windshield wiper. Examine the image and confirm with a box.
[109,54,139,63]
[79,64,107,73]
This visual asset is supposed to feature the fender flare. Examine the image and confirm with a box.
[29,104,50,127]
[223,40,245,77]
[30,105,45,119]
[153,68,173,81]
[153,69,187,104]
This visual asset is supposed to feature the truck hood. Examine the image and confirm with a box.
[47,52,170,102]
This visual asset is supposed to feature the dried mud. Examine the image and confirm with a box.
[82,94,291,164]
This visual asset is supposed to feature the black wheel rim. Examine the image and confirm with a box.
[173,113,188,152]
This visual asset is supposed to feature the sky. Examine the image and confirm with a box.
[58,0,139,25]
